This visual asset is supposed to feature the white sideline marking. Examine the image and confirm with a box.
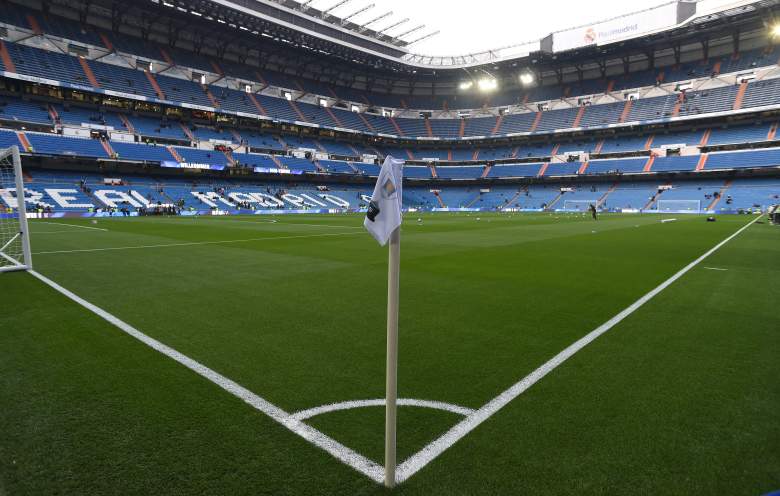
[292,399,475,421]
[27,269,385,483]
[33,231,363,255]
[703,267,728,271]
[34,231,104,235]
[660,218,677,223]
[395,214,762,484]
[34,221,108,231]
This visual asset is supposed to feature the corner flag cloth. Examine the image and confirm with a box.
[364,156,404,246]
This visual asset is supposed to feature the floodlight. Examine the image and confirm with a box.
[477,78,497,92]
[772,23,780,37]
[519,72,535,86]
[459,81,474,90]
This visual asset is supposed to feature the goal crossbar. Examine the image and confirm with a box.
[0,145,32,272]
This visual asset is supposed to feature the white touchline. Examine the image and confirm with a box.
[394,214,762,484]
[27,269,386,484]
[703,267,728,271]
[33,231,364,255]
[292,399,475,421]
[33,221,108,232]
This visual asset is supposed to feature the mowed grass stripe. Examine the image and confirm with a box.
[3,213,774,494]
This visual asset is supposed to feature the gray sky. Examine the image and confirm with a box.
[294,0,747,55]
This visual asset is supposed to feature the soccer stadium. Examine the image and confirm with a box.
[0,0,779,492]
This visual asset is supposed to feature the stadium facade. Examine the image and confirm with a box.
[0,0,779,215]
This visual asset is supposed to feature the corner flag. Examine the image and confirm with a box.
[364,156,404,246]
[363,155,404,487]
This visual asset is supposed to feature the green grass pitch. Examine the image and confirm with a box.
[0,212,778,495]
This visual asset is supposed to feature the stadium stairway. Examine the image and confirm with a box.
[537,163,550,177]
[166,146,183,162]
[100,139,115,158]
[597,183,618,207]
[672,93,684,116]
[643,155,656,172]
[530,111,543,132]
[430,164,438,178]
[572,105,586,127]
[492,115,504,135]
[145,71,166,100]
[644,186,666,210]
[501,188,525,209]
[204,86,220,108]
[98,33,114,52]
[459,119,466,138]
[695,153,709,171]
[325,107,344,127]
[707,179,732,211]
[223,149,236,166]
[578,161,590,174]
[78,57,100,89]
[619,100,632,123]
[47,104,59,123]
[0,40,17,73]
[699,129,712,147]
[481,164,492,178]
[389,117,405,136]
[118,114,136,134]
[247,93,268,116]
[733,81,748,110]
[464,192,483,208]
[179,123,196,142]
[288,100,307,122]
[270,155,284,168]
[545,190,565,210]
[16,131,31,152]
[767,122,778,141]
[434,191,446,208]
[358,113,376,132]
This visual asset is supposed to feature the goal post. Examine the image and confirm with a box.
[562,200,599,211]
[0,146,32,273]
[657,200,701,214]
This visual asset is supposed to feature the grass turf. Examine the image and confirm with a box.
[0,212,777,495]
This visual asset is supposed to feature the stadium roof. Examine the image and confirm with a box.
[190,0,778,69]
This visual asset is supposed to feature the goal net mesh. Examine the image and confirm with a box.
[0,147,27,270]
[657,200,701,213]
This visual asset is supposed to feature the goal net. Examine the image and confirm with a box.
[0,146,32,272]
[657,200,701,214]
[562,200,599,212]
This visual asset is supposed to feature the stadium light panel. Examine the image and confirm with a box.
[459,81,473,90]
[772,24,780,37]
[519,72,535,86]
[478,78,497,92]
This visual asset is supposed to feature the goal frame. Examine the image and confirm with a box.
[0,146,33,273]
[657,199,702,214]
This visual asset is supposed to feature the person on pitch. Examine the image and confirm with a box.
[589,203,598,220]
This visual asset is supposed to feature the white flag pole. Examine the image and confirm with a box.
[384,225,400,488]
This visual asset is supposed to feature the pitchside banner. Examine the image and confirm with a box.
[161,161,226,171]
[553,1,685,52]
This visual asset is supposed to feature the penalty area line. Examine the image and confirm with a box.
[26,269,385,483]
[33,231,364,255]
[395,214,763,484]
[33,221,108,232]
